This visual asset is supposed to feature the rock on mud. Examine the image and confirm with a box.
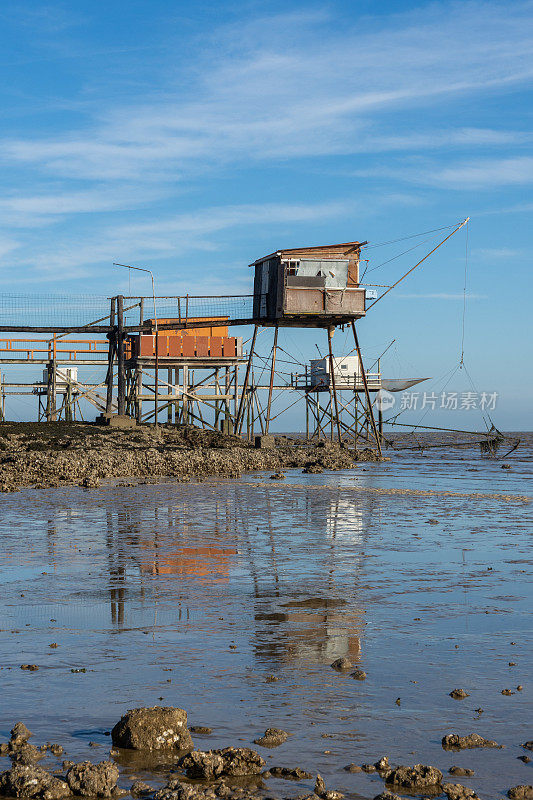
[330,658,352,672]
[268,767,313,780]
[508,788,533,800]
[176,752,224,780]
[0,764,70,799]
[442,733,501,750]
[130,782,152,797]
[314,774,343,800]
[10,725,33,749]
[155,778,206,800]
[253,729,288,748]
[449,689,470,699]
[214,748,265,777]
[386,764,443,790]
[449,767,474,777]
[178,748,265,779]
[10,744,43,765]
[65,761,119,797]
[442,784,480,800]
[111,707,193,752]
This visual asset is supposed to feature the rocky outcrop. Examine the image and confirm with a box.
[386,764,443,790]
[268,767,312,780]
[177,749,265,780]
[111,707,193,752]
[0,764,70,799]
[252,729,288,748]
[65,761,119,797]
[508,788,533,800]
[0,423,380,493]
[442,784,480,800]
[442,733,501,750]
[330,658,352,672]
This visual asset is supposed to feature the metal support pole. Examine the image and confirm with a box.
[182,365,189,424]
[105,297,116,414]
[174,367,179,423]
[235,325,258,434]
[265,325,278,434]
[233,366,238,427]
[135,367,142,423]
[117,295,126,416]
[351,321,382,457]
[154,321,159,428]
[174,367,180,425]
[327,326,343,446]
[65,381,73,423]
[167,368,172,423]
[46,360,57,422]
[214,368,220,429]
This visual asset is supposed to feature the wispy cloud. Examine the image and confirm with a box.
[0,198,363,286]
[427,156,533,189]
[0,1,532,288]
[396,293,488,299]
[1,2,532,181]
[356,155,533,190]
[473,247,524,259]
[0,186,167,228]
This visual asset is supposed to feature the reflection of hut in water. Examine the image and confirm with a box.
[246,493,375,669]
[254,599,362,667]
[102,504,238,627]
[138,542,236,583]
[326,498,365,545]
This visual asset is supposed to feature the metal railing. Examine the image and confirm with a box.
[290,370,382,391]
[0,337,108,362]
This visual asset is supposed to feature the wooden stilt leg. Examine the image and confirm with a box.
[351,321,382,457]
[265,326,278,435]
[327,326,343,446]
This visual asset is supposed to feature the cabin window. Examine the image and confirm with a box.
[286,260,299,276]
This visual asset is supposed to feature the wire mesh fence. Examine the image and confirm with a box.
[0,295,113,328]
[125,295,255,325]
[0,294,257,330]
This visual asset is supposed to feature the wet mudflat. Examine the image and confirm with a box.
[0,435,531,800]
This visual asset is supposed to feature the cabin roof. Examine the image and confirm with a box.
[249,241,367,266]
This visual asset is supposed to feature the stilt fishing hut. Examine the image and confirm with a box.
[251,241,367,324]
[241,241,382,453]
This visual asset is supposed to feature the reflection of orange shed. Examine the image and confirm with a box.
[139,544,236,583]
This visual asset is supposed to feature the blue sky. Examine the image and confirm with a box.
[0,0,532,429]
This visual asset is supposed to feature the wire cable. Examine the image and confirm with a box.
[361,222,461,252]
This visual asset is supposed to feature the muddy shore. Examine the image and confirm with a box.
[0,422,380,493]
[0,432,530,800]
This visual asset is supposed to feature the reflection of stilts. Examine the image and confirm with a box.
[106,511,126,627]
